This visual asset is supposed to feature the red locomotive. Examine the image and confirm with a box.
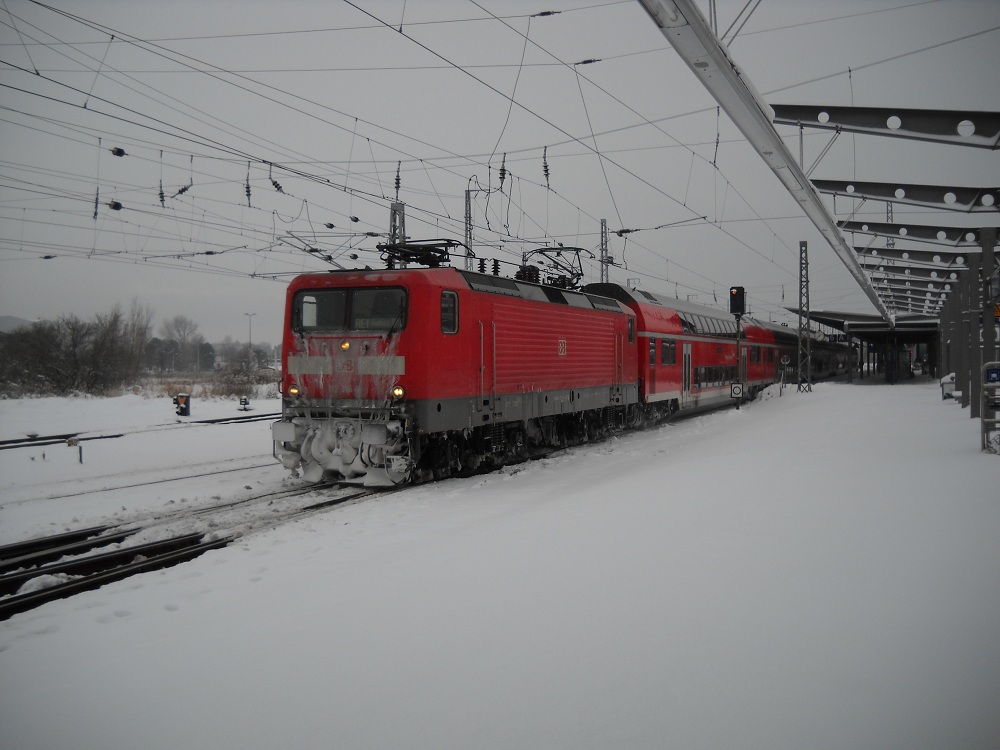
[272,267,847,484]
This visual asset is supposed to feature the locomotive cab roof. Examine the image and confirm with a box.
[295,266,630,315]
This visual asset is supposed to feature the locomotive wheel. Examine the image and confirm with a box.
[384,461,411,485]
[300,459,325,483]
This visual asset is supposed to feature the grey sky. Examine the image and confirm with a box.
[1,0,998,344]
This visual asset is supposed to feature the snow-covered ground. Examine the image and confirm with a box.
[1,382,998,750]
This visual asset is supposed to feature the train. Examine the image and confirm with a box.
[271,266,851,484]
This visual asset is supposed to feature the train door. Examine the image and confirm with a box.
[681,342,693,408]
[610,327,625,407]
[476,318,496,413]
[646,338,656,394]
[614,329,623,388]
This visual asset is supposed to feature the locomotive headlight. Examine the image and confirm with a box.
[340,340,351,351]
[390,385,405,400]
[287,383,300,397]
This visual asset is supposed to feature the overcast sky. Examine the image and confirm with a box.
[1,0,998,344]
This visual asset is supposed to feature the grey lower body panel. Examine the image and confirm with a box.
[412,383,639,434]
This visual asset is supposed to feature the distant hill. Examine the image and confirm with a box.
[0,315,37,333]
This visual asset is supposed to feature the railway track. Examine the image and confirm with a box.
[0,529,232,621]
[0,480,402,621]
[0,413,662,622]
[0,411,281,452]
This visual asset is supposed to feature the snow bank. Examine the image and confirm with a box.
[1,383,998,750]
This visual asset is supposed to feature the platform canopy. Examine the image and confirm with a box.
[788,309,939,346]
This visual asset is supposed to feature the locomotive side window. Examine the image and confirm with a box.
[441,291,459,334]
[628,317,634,344]
[649,339,657,366]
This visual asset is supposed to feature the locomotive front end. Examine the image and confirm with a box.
[272,273,415,484]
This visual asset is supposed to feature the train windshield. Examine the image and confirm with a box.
[293,287,407,333]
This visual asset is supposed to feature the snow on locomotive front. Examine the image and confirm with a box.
[271,266,640,485]
[272,269,419,484]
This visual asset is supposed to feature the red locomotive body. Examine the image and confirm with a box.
[273,268,639,483]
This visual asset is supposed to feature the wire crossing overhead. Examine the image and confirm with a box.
[637,0,890,322]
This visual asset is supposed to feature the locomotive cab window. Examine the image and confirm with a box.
[293,287,406,333]
[441,290,459,334]
[351,288,406,331]
[296,289,347,330]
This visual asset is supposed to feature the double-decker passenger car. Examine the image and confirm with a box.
[584,284,799,419]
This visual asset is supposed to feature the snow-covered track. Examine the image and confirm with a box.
[187,411,281,425]
[0,432,124,451]
[0,479,407,621]
[0,411,280,453]
[0,532,232,621]
[0,526,133,572]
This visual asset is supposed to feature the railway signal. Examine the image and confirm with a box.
[729,286,745,317]
[730,286,746,409]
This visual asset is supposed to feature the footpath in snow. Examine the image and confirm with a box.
[1,381,998,750]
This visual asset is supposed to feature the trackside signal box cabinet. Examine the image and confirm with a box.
[982,363,1000,453]
[174,393,191,417]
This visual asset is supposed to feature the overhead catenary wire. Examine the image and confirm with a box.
[1,0,987,316]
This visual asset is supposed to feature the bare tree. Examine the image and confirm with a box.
[159,315,203,371]
[1,302,159,395]
[87,306,125,390]
[125,299,153,377]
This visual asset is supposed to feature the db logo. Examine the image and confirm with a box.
[334,358,355,373]
[557,339,567,356]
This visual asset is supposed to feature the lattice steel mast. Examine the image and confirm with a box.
[798,240,812,392]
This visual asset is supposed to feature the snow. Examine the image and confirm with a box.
[1,382,998,750]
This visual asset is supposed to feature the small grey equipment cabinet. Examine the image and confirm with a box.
[983,362,1000,454]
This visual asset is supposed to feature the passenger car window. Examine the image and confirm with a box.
[661,339,676,366]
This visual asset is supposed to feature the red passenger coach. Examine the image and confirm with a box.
[273,268,639,484]
[583,284,797,418]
